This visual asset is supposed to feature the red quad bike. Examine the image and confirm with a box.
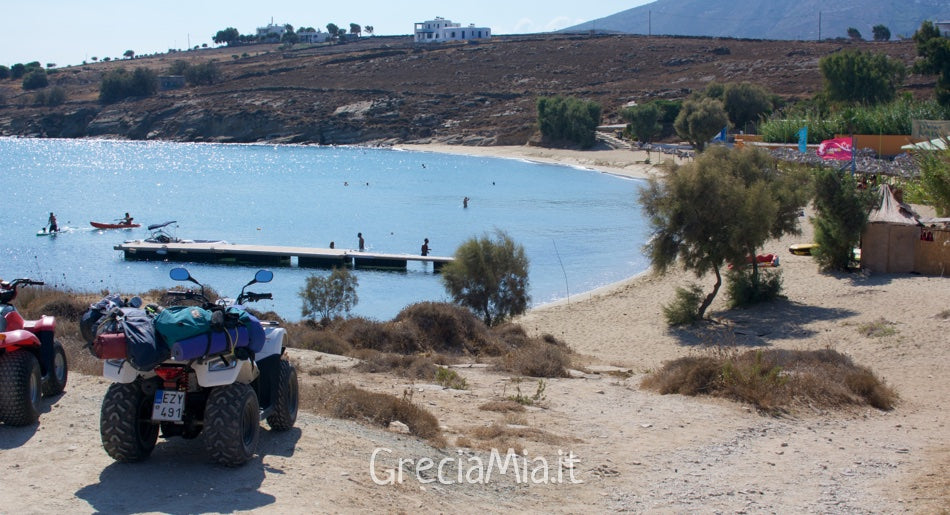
[0,278,68,426]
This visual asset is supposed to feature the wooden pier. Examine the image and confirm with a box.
[114,241,453,270]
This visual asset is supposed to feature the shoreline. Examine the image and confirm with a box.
[396,142,683,181]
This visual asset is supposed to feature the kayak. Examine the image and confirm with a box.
[90,221,141,230]
[789,243,818,256]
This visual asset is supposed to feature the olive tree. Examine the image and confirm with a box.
[621,103,661,143]
[819,50,906,105]
[722,82,773,133]
[440,230,529,326]
[673,97,728,152]
[299,267,359,323]
[872,24,891,41]
[640,146,809,321]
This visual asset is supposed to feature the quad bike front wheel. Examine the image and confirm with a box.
[203,383,260,467]
[0,350,42,426]
[266,359,298,431]
[41,340,68,397]
[100,382,159,462]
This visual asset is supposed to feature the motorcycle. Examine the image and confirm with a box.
[0,278,68,426]
[89,267,298,466]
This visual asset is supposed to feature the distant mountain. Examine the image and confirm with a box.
[562,0,950,40]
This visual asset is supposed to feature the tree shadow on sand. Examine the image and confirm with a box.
[75,427,301,514]
[669,297,857,347]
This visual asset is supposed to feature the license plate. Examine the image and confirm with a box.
[152,390,185,421]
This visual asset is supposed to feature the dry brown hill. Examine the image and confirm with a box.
[0,34,932,145]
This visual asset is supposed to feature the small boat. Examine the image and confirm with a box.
[138,221,226,245]
[91,221,141,230]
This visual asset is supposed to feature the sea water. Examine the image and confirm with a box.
[0,137,651,321]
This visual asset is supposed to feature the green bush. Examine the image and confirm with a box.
[440,230,529,326]
[662,284,704,326]
[811,168,873,271]
[905,139,950,216]
[22,69,48,90]
[726,267,783,308]
[99,67,158,104]
[759,98,949,142]
[536,95,602,148]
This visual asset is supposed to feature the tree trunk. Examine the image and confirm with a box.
[697,267,722,319]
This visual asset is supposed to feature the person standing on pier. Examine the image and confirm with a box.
[421,238,430,256]
[358,232,365,251]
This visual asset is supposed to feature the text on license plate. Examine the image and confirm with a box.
[152,390,185,421]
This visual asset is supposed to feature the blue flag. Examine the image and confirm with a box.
[712,127,727,143]
[798,127,808,153]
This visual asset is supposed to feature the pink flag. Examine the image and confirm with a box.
[817,137,853,160]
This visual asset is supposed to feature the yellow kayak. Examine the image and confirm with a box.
[789,243,818,256]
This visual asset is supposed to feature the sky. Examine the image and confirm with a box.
[1,1,652,68]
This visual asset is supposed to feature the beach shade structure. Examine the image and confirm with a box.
[861,184,920,273]
[900,137,948,151]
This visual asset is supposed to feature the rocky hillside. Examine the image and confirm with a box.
[0,34,933,146]
[564,0,950,41]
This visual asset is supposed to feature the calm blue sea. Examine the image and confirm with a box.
[1,137,650,321]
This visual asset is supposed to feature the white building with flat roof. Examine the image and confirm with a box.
[257,22,287,40]
[414,17,491,43]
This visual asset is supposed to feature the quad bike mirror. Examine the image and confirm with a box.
[169,267,201,287]
[254,270,274,284]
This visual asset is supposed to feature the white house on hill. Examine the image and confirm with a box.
[414,17,491,43]
[257,22,286,40]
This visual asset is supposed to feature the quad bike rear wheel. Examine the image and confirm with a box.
[41,340,68,397]
[204,383,260,467]
[100,382,159,461]
[0,350,42,426]
[266,359,298,431]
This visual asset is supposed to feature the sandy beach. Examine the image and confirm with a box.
[2,143,948,513]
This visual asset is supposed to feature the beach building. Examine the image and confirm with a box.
[937,21,950,37]
[414,17,491,43]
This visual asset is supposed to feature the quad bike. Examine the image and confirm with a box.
[91,268,298,466]
[0,278,68,426]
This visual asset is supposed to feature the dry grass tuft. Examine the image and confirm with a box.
[641,348,897,414]
[462,422,577,452]
[351,349,438,380]
[857,317,898,338]
[479,400,526,413]
[501,335,573,378]
[303,381,445,447]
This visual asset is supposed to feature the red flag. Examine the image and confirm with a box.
[817,137,853,160]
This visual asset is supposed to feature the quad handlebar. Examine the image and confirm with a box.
[0,278,44,304]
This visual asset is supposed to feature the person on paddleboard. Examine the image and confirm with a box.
[47,212,59,233]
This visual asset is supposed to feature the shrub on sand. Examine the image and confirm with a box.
[641,348,897,414]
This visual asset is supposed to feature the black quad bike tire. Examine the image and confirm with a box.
[203,382,260,467]
[0,350,42,426]
[100,382,159,462]
[266,359,298,431]
[41,340,68,397]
